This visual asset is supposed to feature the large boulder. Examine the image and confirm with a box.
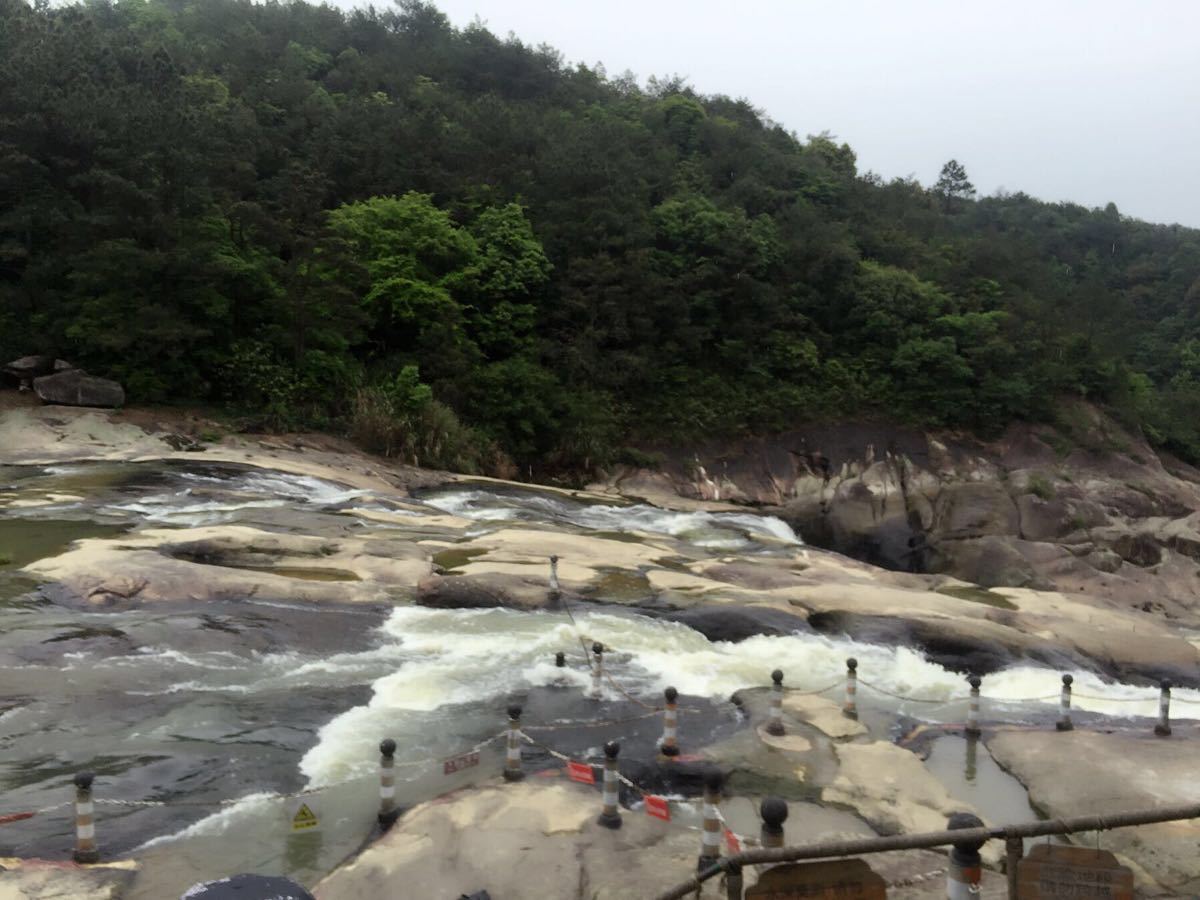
[2,355,56,381]
[33,369,124,408]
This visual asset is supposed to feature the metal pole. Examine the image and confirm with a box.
[766,669,785,736]
[378,738,398,829]
[724,863,743,900]
[698,771,722,871]
[72,772,99,864]
[598,741,621,829]
[1155,679,1172,737]
[946,812,985,899]
[1005,834,1024,899]
[549,554,560,598]
[504,704,524,782]
[1057,674,1074,731]
[660,686,680,760]
[965,675,982,737]
[844,657,858,720]
[591,642,604,700]
[654,801,1200,900]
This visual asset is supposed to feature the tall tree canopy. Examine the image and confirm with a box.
[2,0,1199,471]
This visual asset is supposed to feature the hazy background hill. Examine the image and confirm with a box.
[3,0,1199,475]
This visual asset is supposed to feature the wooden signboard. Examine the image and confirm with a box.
[746,859,887,899]
[1016,844,1134,899]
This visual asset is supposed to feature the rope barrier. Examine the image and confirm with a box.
[784,678,846,697]
[856,677,956,704]
[522,709,663,731]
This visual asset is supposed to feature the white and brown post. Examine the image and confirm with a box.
[72,771,99,864]
[597,741,621,829]
[946,812,985,899]
[844,657,859,720]
[697,770,722,871]
[659,686,680,761]
[504,704,524,781]
[591,641,604,700]
[965,674,982,738]
[548,554,561,598]
[766,669,785,736]
[1057,674,1074,732]
[378,738,399,829]
[1155,679,1172,737]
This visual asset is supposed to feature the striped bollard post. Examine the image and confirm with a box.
[759,796,788,853]
[766,669,785,736]
[591,642,604,700]
[697,770,722,870]
[964,675,982,738]
[548,554,561,598]
[946,812,985,899]
[504,704,524,781]
[659,686,680,761]
[72,771,99,864]
[843,657,859,720]
[1057,674,1074,732]
[1155,679,1172,737]
[378,738,398,829]
[597,741,621,829]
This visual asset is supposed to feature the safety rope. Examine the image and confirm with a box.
[784,678,846,696]
[856,677,955,704]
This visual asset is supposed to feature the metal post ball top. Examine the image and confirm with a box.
[760,796,788,832]
[771,669,784,686]
[664,686,678,704]
[704,769,723,793]
[846,658,857,672]
[550,554,558,563]
[74,772,95,790]
[593,641,604,655]
[968,674,982,690]
[604,740,620,759]
[1161,678,1172,691]
[1062,673,1073,686]
[507,704,522,720]
[379,738,396,758]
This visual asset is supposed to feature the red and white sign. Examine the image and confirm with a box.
[442,751,480,776]
[567,761,595,785]
[724,828,741,854]
[644,795,670,821]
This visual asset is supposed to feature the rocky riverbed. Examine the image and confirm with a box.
[1,401,1198,898]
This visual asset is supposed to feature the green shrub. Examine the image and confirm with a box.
[1027,474,1055,500]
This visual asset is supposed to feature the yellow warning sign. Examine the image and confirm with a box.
[291,802,319,832]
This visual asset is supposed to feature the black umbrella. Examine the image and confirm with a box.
[181,874,315,899]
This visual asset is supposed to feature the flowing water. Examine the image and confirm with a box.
[0,462,1194,896]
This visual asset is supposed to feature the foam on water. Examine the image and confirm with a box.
[419,487,801,549]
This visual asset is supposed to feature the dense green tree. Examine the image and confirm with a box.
[2,0,1199,472]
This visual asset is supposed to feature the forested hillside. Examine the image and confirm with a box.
[3,0,1200,473]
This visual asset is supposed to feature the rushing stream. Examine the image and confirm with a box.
[0,461,1194,895]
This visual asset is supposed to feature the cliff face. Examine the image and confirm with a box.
[594,404,1200,627]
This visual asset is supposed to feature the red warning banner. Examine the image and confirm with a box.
[724,828,741,853]
[567,761,595,785]
[644,795,670,821]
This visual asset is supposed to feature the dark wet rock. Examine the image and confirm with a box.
[1112,533,1162,567]
[182,874,315,899]
[930,535,1042,588]
[663,605,810,642]
[33,369,125,408]
[416,573,553,611]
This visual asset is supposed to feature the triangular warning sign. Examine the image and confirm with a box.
[291,802,319,831]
